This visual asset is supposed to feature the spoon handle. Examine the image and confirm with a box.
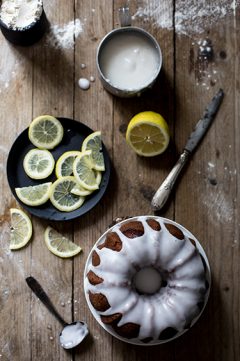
[26,276,66,327]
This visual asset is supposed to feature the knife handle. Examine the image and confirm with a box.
[151,150,190,211]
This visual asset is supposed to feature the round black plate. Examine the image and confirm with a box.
[7,118,111,221]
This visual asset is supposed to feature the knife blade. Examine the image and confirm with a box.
[184,88,224,153]
[151,88,224,211]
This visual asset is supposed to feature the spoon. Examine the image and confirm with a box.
[26,276,89,349]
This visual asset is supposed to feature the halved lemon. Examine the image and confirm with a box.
[71,171,102,196]
[23,148,55,179]
[15,182,52,206]
[28,115,64,150]
[126,111,170,157]
[44,226,81,258]
[55,151,81,178]
[10,208,32,250]
[73,151,99,191]
[50,176,85,212]
[81,131,105,171]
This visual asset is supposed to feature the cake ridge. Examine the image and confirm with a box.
[84,216,210,345]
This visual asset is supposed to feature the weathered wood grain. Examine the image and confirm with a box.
[0,0,239,360]
[29,1,75,360]
[73,1,115,361]
[174,2,240,361]
[0,32,34,361]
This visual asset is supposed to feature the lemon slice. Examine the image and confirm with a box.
[50,176,85,212]
[81,131,105,171]
[15,182,52,206]
[10,208,32,250]
[44,226,81,258]
[73,151,99,191]
[23,148,55,179]
[28,115,64,149]
[71,171,102,196]
[55,151,81,178]
[126,111,170,157]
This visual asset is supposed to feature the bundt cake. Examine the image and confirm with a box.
[84,216,210,345]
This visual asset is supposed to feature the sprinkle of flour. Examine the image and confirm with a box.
[202,191,234,224]
[46,19,83,49]
[0,0,43,30]
[0,43,21,89]
[133,0,239,36]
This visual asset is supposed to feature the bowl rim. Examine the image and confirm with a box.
[96,26,163,95]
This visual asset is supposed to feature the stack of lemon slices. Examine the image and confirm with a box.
[15,115,105,212]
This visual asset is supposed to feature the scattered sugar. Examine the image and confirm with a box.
[0,43,21,89]
[190,38,219,90]
[208,162,215,168]
[133,0,239,36]
[89,75,95,82]
[80,63,86,69]
[202,191,234,224]
[46,19,83,49]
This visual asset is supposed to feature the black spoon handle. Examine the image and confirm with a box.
[26,276,66,327]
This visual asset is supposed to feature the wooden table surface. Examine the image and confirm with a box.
[0,1,239,360]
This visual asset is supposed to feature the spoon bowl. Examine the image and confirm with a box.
[60,321,89,349]
[26,276,89,349]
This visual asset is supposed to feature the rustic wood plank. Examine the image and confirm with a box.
[0,31,34,361]
[73,1,115,361]
[111,0,176,360]
[29,1,75,360]
[174,1,240,361]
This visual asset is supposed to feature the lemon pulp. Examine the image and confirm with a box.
[126,111,170,157]
[73,151,99,190]
[15,182,52,206]
[44,226,81,258]
[23,148,55,179]
[28,115,64,150]
[50,176,85,212]
[81,131,105,171]
[10,208,32,250]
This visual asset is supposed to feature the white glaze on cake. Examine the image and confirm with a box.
[84,216,210,344]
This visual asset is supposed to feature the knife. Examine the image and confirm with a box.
[151,88,224,211]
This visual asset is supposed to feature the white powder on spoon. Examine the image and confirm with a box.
[0,0,43,30]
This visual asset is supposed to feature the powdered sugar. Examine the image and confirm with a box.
[0,43,21,89]
[133,2,172,29]
[202,191,234,224]
[46,18,83,49]
[133,0,239,36]
[0,0,43,30]
[200,161,237,224]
